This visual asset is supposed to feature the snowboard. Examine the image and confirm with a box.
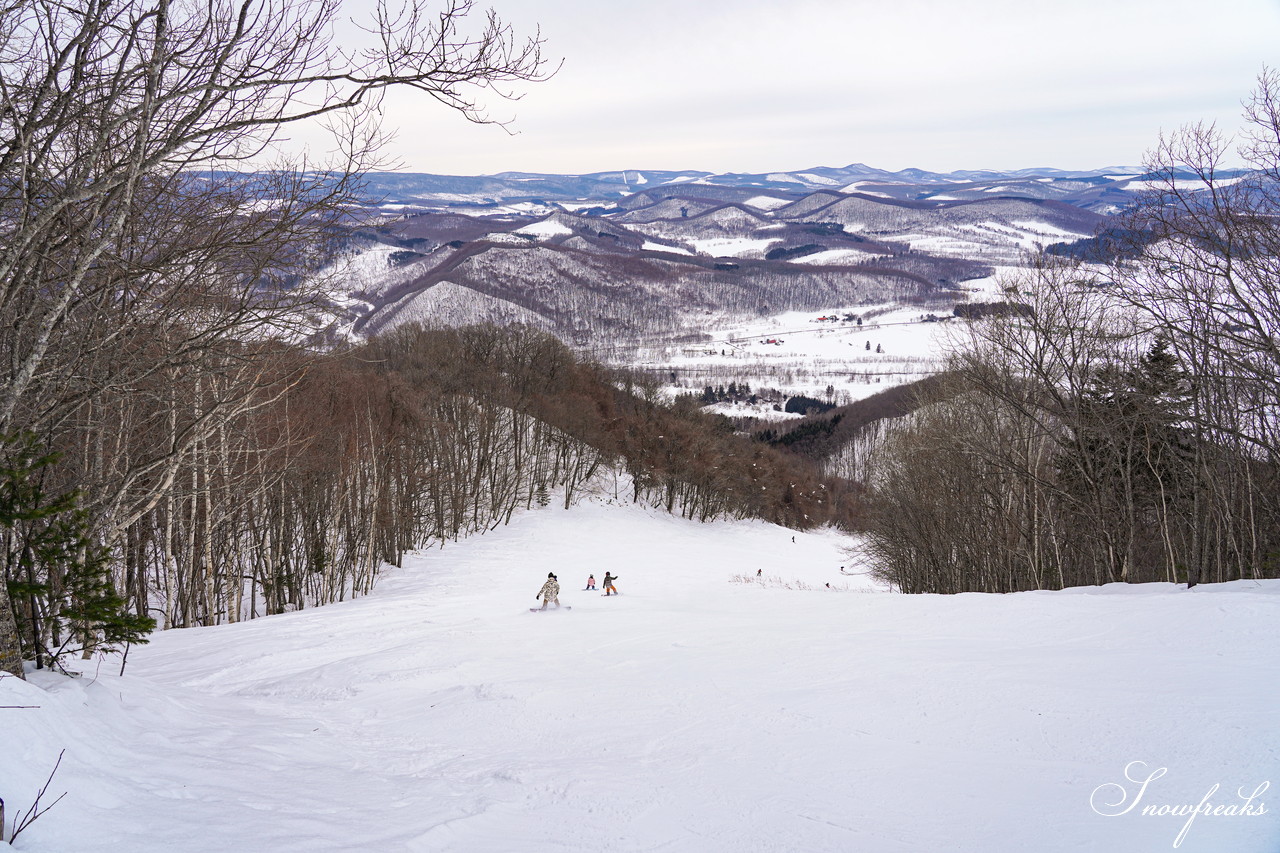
[529,606,572,612]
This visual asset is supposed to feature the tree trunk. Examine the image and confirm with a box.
[0,580,25,678]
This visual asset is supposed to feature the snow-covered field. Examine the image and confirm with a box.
[2,499,1276,852]
[625,266,1029,415]
[634,305,957,415]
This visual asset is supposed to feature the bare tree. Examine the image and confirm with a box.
[1111,69,1280,461]
[0,0,550,678]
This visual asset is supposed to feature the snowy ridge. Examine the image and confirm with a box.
[376,280,551,333]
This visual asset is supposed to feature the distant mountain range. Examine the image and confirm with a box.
[356,163,1166,216]
[311,165,1125,349]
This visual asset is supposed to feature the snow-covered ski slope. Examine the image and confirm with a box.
[2,499,1277,852]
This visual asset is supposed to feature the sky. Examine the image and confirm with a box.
[322,0,1280,176]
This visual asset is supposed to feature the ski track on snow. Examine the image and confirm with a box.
[2,499,1277,852]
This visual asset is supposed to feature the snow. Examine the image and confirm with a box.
[1121,176,1246,192]
[2,499,1277,852]
[555,201,610,213]
[685,236,781,257]
[513,219,575,239]
[839,181,898,198]
[742,195,793,211]
[1009,220,1088,239]
[479,231,532,245]
[642,305,952,408]
[641,240,693,255]
[788,248,880,265]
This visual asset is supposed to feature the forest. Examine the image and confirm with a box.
[848,91,1280,593]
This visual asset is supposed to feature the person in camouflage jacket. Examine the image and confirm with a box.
[536,573,560,609]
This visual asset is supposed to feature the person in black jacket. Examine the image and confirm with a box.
[602,572,618,596]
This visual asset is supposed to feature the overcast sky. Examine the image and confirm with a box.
[339,0,1280,176]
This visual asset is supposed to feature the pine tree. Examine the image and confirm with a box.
[1,434,154,671]
[1055,338,1195,582]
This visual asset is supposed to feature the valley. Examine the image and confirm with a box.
[317,166,1130,410]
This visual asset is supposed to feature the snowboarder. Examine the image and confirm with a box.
[536,573,561,609]
[586,574,596,590]
[603,572,618,596]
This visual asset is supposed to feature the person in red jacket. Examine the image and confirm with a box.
[586,574,596,590]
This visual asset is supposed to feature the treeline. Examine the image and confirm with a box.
[0,0,535,679]
[754,376,951,464]
[851,74,1280,594]
[861,262,1280,593]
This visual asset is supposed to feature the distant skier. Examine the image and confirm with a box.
[536,573,561,610]
[586,574,597,590]
[603,572,619,596]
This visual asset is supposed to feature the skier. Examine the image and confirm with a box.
[586,574,597,590]
[603,572,619,596]
[536,572,561,610]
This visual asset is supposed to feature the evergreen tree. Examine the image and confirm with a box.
[1055,338,1195,582]
[1,434,154,670]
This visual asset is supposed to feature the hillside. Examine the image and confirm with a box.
[2,499,1275,852]
[326,182,1091,352]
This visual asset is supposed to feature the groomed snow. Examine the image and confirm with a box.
[2,499,1276,852]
